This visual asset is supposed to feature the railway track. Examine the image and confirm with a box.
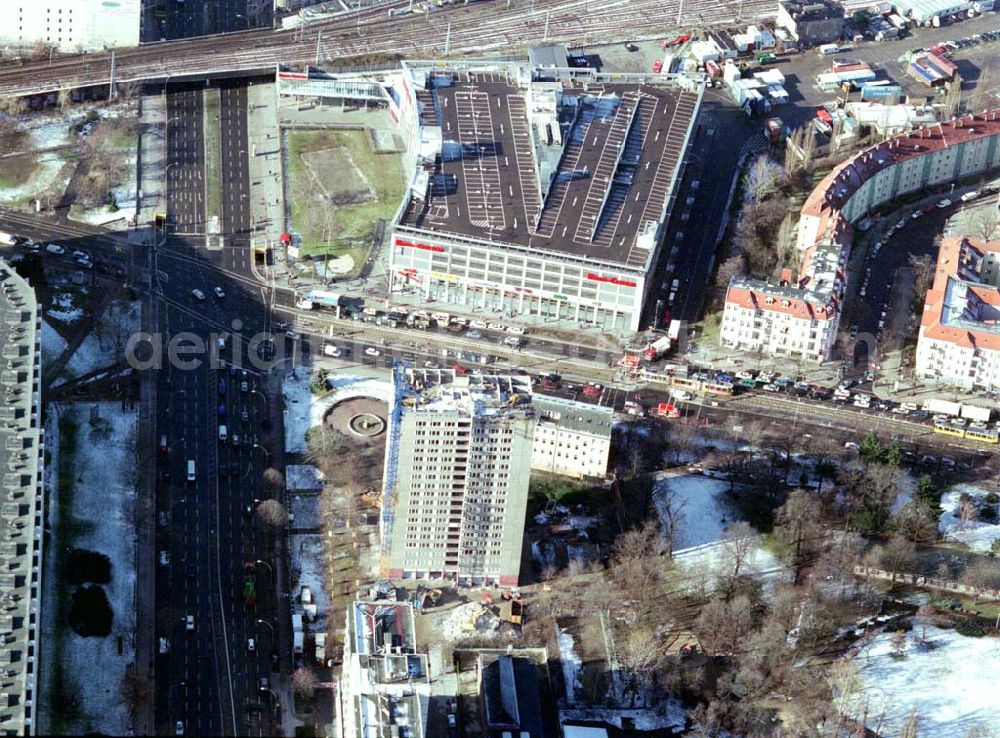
[0,0,775,97]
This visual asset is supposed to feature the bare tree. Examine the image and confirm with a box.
[721,521,758,580]
[97,302,136,359]
[775,488,822,576]
[970,208,1000,242]
[958,493,978,530]
[890,629,907,658]
[609,519,664,593]
[256,498,289,527]
[713,253,746,298]
[900,708,921,738]
[908,253,935,306]
[262,467,285,495]
[657,482,686,559]
[876,535,916,586]
[962,558,1000,605]
[694,594,759,656]
[613,625,670,707]
[291,666,319,699]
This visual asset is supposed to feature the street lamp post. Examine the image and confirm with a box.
[255,559,274,581]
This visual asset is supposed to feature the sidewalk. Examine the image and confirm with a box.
[247,83,285,256]
[136,94,167,228]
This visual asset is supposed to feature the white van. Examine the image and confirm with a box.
[819,43,840,54]
[187,460,196,482]
[218,425,228,442]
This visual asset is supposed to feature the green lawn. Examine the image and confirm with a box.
[203,88,222,229]
[0,154,38,190]
[286,129,405,261]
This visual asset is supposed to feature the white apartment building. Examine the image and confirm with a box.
[1,0,140,53]
[916,236,1000,391]
[0,260,44,736]
[380,369,536,587]
[722,109,1000,362]
[531,396,614,480]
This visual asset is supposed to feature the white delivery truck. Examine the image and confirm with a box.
[187,460,196,482]
[819,43,840,54]
[0,231,17,247]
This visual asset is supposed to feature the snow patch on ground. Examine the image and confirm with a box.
[57,402,137,736]
[286,463,325,491]
[0,150,69,204]
[46,292,84,324]
[653,474,734,551]
[28,119,71,151]
[939,484,1000,553]
[55,301,139,384]
[283,369,392,453]
[655,474,791,592]
[852,624,1000,737]
[40,319,68,361]
[290,534,330,624]
[891,472,917,516]
[560,699,686,733]
[557,626,583,703]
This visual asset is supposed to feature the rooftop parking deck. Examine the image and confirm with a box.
[400,71,700,270]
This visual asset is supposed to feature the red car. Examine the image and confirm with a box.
[582,384,602,398]
[652,59,663,73]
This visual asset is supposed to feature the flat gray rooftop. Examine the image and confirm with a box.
[400,72,699,269]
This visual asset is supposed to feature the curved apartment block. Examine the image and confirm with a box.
[0,259,43,735]
[721,108,1000,361]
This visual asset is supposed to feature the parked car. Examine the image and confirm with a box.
[45,243,66,255]
[214,286,225,298]
[466,330,482,339]
[364,347,380,357]
[192,289,206,301]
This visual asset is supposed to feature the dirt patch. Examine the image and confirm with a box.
[300,146,374,205]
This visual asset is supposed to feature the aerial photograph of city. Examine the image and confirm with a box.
[1,0,1000,736]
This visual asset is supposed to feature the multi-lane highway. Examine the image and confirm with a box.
[0,0,779,97]
[154,78,284,737]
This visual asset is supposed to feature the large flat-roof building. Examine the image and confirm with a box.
[380,368,536,586]
[0,0,140,53]
[389,63,703,333]
[720,109,1000,361]
[0,260,44,735]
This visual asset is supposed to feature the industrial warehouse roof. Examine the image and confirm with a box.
[399,71,700,270]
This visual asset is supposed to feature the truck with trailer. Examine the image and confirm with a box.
[923,398,962,417]
[960,404,992,423]
[644,336,672,361]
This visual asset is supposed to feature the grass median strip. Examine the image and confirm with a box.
[203,87,222,230]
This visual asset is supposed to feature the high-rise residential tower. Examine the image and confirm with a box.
[379,368,536,587]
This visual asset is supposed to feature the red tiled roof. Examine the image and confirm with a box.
[802,108,1000,225]
[725,286,837,321]
[921,236,1000,351]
